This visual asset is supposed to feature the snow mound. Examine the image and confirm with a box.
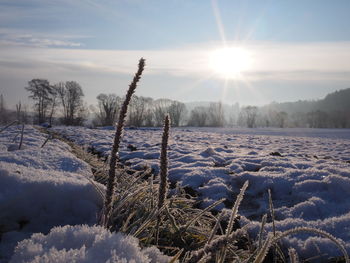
[0,165,102,233]
[10,225,171,263]
[0,125,104,261]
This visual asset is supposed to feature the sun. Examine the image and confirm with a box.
[209,47,253,79]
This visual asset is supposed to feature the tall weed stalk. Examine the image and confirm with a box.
[158,114,170,210]
[103,58,145,227]
[156,114,170,243]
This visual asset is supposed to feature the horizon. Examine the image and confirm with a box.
[1,0,350,108]
[2,86,349,111]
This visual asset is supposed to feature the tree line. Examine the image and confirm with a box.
[1,79,349,128]
[1,79,86,126]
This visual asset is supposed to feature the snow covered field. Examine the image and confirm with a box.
[51,125,350,261]
[0,126,169,262]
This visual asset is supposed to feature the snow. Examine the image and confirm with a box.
[10,225,170,263]
[50,125,350,261]
[194,127,350,140]
[0,125,171,263]
[0,126,103,261]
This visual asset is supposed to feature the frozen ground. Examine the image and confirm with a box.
[0,125,169,262]
[51,125,350,261]
[196,127,350,140]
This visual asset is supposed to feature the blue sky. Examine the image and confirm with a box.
[1,0,350,107]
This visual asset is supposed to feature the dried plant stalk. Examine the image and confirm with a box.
[254,227,349,263]
[288,248,299,263]
[268,189,277,263]
[41,133,52,148]
[207,212,224,244]
[258,214,267,249]
[156,114,170,244]
[157,114,170,210]
[103,58,145,227]
[18,124,24,150]
[219,180,249,263]
[268,189,276,237]
[253,235,272,263]
[272,227,349,263]
[0,120,18,134]
[189,229,246,263]
[169,248,183,263]
[226,180,249,237]
[181,198,224,234]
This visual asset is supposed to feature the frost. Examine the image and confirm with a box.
[10,225,171,263]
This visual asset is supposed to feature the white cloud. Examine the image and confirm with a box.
[1,41,350,81]
[247,41,350,73]
[0,29,84,48]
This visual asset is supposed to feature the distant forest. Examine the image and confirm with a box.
[258,88,350,128]
[1,79,349,128]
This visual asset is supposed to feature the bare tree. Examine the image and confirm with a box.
[289,112,305,127]
[21,105,30,124]
[128,96,152,127]
[16,102,22,122]
[47,87,59,127]
[227,102,240,127]
[168,101,186,127]
[96,93,121,126]
[208,102,225,127]
[14,101,31,124]
[306,110,330,128]
[0,94,10,124]
[188,106,208,126]
[240,106,258,128]
[153,99,172,126]
[76,102,89,126]
[26,79,56,124]
[144,105,154,127]
[56,81,85,125]
[0,94,5,113]
[275,111,288,128]
[329,110,349,128]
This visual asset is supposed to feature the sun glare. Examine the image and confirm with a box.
[209,47,253,79]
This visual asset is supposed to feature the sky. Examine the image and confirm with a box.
[1,0,350,108]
